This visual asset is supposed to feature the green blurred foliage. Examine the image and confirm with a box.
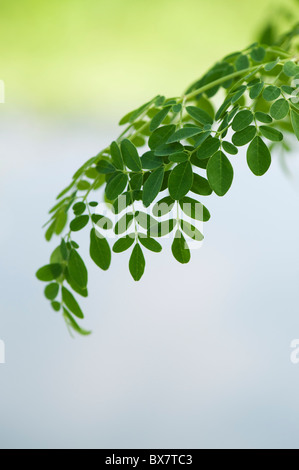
[0,0,297,116]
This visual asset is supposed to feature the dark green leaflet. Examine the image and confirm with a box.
[44,283,59,300]
[89,228,111,271]
[141,151,163,169]
[138,235,162,253]
[179,197,210,222]
[259,126,283,142]
[263,85,280,101]
[68,249,88,288]
[255,112,273,124]
[186,106,213,125]
[70,215,89,232]
[142,166,165,207]
[196,137,220,160]
[222,141,238,155]
[247,136,271,176]
[190,173,212,196]
[167,126,202,143]
[96,160,116,174]
[148,125,176,150]
[149,106,171,131]
[206,151,234,196]
[129,244,145,281]
[110,141,124,170]
[168,161,193,200]
[121,139,142,171]
[105,172,128,200]
[232,126,256,147]
[113,235,135,253]
[171,231,190,264]
[62,286,84,319]
[270,99,289,120]
[232,110,254,132]
[36,264,62,282]
[73,202,86,216]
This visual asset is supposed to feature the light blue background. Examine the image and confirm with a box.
[1,111,299,449]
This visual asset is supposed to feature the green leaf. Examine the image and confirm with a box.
[68,249,88,288]
[138,235,162,253]
[180,220,204,241]
[171,231,190,264]
[129,173,143,191]
[264,58,280,71]
[222,141,238,155]
[65,269,88,298]
[196,136,220,159]
[110,141,124,170]
[190,173,212,196]
[129,244,145,281]
[283,61,299,77]
[168,161,193,200]
[89,228,111,271]
[148,125,176,150]
[113,235,135,253]
[77,180,91,190]
[51,301,61,312]
[114,213,134,235]
[262,85,280,102]
[70,215,89,232]
[259,125,283,142]
[36,264,62,282]
[141,151,163,169]
[152,196,175,217]
[246,136,271,176]
[206,151,234,196]
[270,99,289,120]
[250,46,266,62]
[232,126,256,146]
[167,126,202,143]
[232,110,254,132]
[186,106,213,125]
[62,286,84,319]
[193,130,211,148]
[120,139,142,171]
[179,197,210,221]
[231,85,247,103]
[235,54,250,71]
[44,283,59,300]
[148,219,176,237]
[63,309,91,336]
[105,173,128,200]
[291,110,299,140]
[249,81,264,99]
[154,142,184,156]
[255,112,273,124]
[149,106,171,131]
[73,202,86,216]
[96,161,116,174]
[142,166,165,207]
[168,152,189,163]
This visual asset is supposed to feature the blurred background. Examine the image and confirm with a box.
[1,0,299,449]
